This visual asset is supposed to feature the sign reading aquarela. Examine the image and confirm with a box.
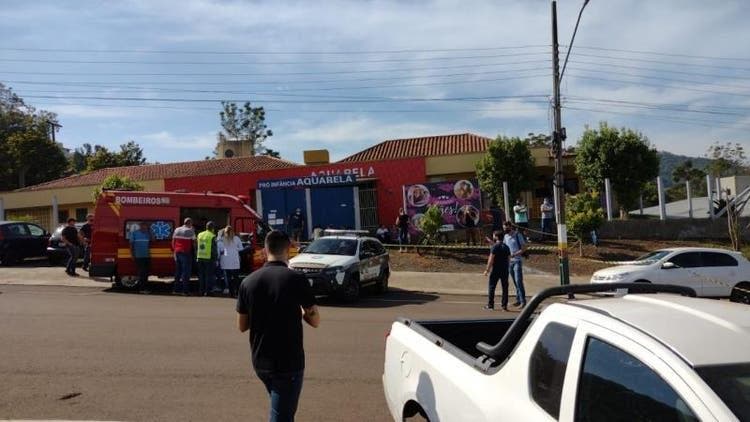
[310,165,375,178]
[257,174,358,189]
[403,179,482,230]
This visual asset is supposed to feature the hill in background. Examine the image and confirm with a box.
[658,151,711,188]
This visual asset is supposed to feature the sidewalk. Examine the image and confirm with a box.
[0,264,591,297]
[390,271,590,296]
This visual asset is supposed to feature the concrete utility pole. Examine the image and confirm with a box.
[551,0,570,286]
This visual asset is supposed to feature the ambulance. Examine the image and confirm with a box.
[89,190,273,289]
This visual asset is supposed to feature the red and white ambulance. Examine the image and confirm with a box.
[90,190,271,289]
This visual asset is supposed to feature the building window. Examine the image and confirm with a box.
[75,208,88,222]
[57,210,69,223]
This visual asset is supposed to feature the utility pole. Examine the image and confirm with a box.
[551,0,570,286]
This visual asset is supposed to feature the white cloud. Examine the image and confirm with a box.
[140,130,216,150]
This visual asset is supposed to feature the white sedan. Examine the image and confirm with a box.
[591,247,750,302]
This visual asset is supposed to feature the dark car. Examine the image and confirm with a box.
[47,223,84,265]
[0,221,50,265]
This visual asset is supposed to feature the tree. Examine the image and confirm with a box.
[0,83,68,190]
[575,122,660,218]
[566,191,605,256]
[669,159,706,202]
[92,174,144,202]
[117,141,147,167]
[261,148,281,158]
[705,141,749,177]
[526,132,551,148]
[79,141,147,172]
[476,136,535,205]
[418,205,443,239]
[218,101,273,156]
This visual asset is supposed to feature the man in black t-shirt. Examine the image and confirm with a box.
[482,230,511,311]
[236,230,320,422]
[61,218,81,277]
[395,208,410,252]
[80,214,94,271]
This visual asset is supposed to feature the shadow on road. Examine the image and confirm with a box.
[318,288,440,309]
[103,281,440,308]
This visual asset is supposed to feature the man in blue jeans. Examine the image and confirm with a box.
[237,230,320,422]
[483,230,511,311]
[172,218,196,296]
[503,221,527,308]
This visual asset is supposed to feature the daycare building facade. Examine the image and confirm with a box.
[0,133,579,238]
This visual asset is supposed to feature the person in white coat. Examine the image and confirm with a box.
[218,226,244,296]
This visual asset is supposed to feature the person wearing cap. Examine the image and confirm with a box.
[287,208,305,242]
[196,221,218,297]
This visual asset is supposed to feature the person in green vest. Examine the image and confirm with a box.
[197,221,218,297]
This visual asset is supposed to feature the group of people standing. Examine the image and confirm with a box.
[483,221,528,311]
[126,217,249,296]
[168,217,250,297]
[60,214,94,277]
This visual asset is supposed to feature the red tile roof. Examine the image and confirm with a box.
[17,155,299,192]
[338,133,493,162]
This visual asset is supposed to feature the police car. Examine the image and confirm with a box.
[289,230,390,301]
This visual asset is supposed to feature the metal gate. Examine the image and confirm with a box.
[358,182,378,231]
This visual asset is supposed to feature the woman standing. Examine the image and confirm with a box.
[217,226,244,296]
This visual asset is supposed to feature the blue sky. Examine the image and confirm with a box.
[1,0,748,164]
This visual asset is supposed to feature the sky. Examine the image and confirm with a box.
[1,0,749,164]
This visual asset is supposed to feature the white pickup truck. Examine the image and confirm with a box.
[383,283,750,421]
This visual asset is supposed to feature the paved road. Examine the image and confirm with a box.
[0,284,511,421]
[1,259,591,296]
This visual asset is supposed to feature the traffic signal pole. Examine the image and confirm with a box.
[551,0,570,286]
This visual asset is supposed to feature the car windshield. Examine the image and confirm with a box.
[632,250,671,265]
[303,238,357,256]
[696,363,750,419]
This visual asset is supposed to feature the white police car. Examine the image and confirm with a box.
[289,230,390,301]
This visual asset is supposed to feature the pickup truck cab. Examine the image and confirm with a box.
[383,284,750,421]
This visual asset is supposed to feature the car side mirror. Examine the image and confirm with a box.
[662,262,678,270]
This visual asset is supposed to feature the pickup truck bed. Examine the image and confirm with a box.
[404,318,515,361]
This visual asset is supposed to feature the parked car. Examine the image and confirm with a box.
[289,229,389,301]
[0,220,50,265]
[383,283,750,421]
[46,222,84,265]
[590,247,750,303]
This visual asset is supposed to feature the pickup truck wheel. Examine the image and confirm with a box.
[375,270,389,294]
[730,282,750,304]
[115,274,141,291]
[403,401,430,421]
[339,273,360,302]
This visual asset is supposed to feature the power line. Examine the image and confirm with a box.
[2,72,550,95]
[568,73,750,97]
[21,93,549,104]
[31,100,550,113]
[563,105,750,129]
[568,67,750,91]
[0,64,550,86]
[568,96,750,113]
[0,59,552,77]
[570,52,750,72]
[0,51,550,66]
[562,44,750,62]
[0,44,550,55]
[565,98,746,117]
[570,59,750,82]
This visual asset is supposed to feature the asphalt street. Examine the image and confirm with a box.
[0,283,511,421]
